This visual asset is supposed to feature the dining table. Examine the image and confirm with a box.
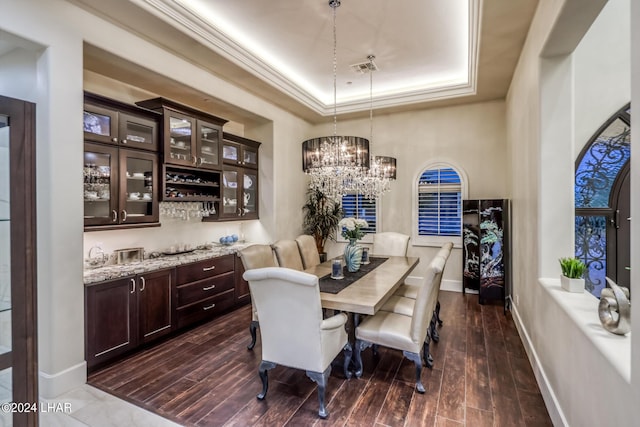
[304,255,420,315]
[304,255,419,378]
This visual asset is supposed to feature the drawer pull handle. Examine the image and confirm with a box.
[139,276,146,292]
[202,266,216,272]
[130,278,136,294]
[203,303,216,311]
[203,284,216,291]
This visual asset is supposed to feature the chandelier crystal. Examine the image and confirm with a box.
[355,55,397,200]
[301,0,370,201]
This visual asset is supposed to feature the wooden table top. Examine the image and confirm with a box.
[305,256,419,315]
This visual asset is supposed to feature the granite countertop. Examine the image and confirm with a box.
[83,242,252,285]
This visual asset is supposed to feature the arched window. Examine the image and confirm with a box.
[575,104,630,297]
[413,162,468,247]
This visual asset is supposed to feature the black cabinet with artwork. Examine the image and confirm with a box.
[462,199,510,309]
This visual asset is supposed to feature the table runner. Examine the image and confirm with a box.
[318,256,389,294]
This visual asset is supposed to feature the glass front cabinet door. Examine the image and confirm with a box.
[84,143,119,226]
[120,149,159,224]
[220,168,258,220]
[222,134,259,169]
[241,169,258,219]
[220,169,240,219]
[166,110,195,168]
[84,144,159,228]
[196,120,221,169]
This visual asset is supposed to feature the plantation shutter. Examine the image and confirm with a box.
[341,194,377,234]
[418,168,461,236]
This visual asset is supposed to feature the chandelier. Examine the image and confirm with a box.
[357,54,397,200]
[301,0,370,201]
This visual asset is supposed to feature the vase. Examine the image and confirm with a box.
[560,275,585,293]
[344,238,363,273]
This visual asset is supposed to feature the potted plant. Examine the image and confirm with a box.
[302,188,343,259]
[559,257,587,292]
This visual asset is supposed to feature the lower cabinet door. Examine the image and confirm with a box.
[85,276,137,371]
[138,268,174,344]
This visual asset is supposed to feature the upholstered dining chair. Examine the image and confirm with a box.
[238,244,278,350]
[243,267,351,419]
[295,234,321,269]
[271,239,305,271]
[354,256,445,392]
[386,242,453,342]
[394,242,453,299]
[379,252,448,366]
[371,232,410,257]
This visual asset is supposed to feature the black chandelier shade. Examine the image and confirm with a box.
[302,136,370,172]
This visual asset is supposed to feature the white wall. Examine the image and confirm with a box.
[507,0,639,425]
[322,100,508,285]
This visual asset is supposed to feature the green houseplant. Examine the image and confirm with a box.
[302,188,343,256]
[558,257,587,293]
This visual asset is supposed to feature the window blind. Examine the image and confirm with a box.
[341,194,377,234]
[418,168,461,236]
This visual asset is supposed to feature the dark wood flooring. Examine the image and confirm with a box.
[88,291,553,426]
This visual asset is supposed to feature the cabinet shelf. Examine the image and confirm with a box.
[166,181,219,187]
[163,196,220,202]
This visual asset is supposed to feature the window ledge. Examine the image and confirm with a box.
[539,277,631,382]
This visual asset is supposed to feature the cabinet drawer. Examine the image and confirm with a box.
[176,289,235,329]
[177,271,234,307]
[176,255,234,284]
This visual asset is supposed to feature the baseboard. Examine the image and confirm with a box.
[511,301,568,427]
[405,276,465,293]
[39,361,87,399]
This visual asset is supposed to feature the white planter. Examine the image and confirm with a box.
[560,275,585,293]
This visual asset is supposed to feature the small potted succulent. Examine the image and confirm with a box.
[559,257,587,293]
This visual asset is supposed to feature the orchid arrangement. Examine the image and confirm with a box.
[338,217,369,241]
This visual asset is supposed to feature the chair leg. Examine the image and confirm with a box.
[247,320,259,350]
[342,342,353,379]
[257,360,276,400]
[430,315,440,343]
[306,367,331,419]
[436,300,443,326]
[423,341,433,369]
[403,351,425,393]
[354,339,372,378]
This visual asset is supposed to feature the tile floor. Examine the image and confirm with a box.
[2,384,180,427]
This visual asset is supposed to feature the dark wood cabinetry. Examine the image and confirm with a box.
[218,133,260,221]
[85,253,252,372]
[85,268,173,371]
[175,255,236,329]
[83,93,161,230]
[136,98,227,171]
[84,93,160,152]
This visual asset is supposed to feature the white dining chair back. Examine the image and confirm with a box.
[372,232,410,257]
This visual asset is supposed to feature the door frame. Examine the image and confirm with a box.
[0,95,38,426]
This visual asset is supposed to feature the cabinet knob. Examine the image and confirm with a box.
[111,137,118,143]
[192,155,197,165]
[121,139,127,144]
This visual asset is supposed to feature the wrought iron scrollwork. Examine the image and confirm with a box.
[575,123,630,208]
